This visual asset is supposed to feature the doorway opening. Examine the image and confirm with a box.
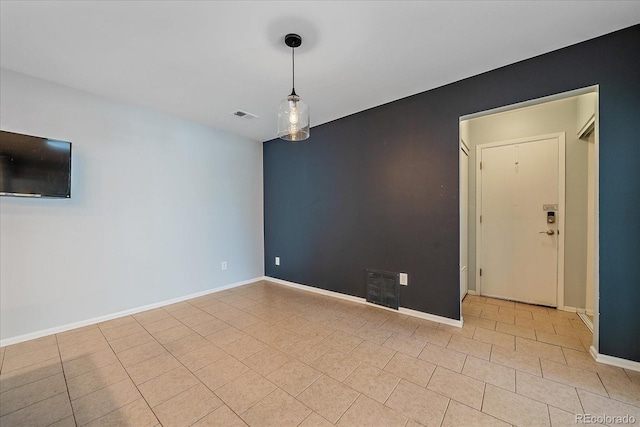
[459,86,599,353]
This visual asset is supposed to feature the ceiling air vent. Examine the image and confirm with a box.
[231,110,258,120]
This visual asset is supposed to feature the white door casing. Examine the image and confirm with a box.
[476,133,565,307]
[460,142,469,302]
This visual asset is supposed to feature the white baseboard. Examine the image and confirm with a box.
[264,276,463,328]
[590,345,640,372]
[466,289,477,296]
[0,277,263,347]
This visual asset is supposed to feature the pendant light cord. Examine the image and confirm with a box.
[291,48,296,96]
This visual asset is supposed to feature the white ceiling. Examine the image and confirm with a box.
[1,1,638,142]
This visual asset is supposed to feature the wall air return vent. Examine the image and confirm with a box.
[231,110,258,120]
[366,269,400,310]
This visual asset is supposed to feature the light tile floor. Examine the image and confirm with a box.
[1,281,639,426]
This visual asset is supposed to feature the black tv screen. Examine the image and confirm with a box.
[0,130,72,198]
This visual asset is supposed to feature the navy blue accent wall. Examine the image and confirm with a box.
[264,25,640,361]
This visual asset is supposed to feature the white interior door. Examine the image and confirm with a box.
[478,134,564,307]
[460,144,469,301]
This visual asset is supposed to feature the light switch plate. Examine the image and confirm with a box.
[275,257,280,266]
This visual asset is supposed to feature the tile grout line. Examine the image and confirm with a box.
[55,333,77,426]
[331,388,363,426]
[298,411,318,427]
[594,371,612,399]
[545,401,552,426]
[438,396,452,427]
[480,384,516,426]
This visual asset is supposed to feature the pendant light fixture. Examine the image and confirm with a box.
[277,33,310,141]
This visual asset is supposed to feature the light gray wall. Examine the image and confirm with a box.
[464,96,589,308]
[0,69,265,343]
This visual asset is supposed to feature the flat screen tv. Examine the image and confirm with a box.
[0,130,72,198]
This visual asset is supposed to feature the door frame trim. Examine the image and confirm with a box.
[476,132,566,308]
[460,141,469,307]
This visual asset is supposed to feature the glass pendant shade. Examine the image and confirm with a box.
[277,93,310,141]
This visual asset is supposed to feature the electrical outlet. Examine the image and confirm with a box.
[399,273,408,286]
[275,257,280,266]
[221,261,227,270]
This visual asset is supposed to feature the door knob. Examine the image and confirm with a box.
[539,230,555,235]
